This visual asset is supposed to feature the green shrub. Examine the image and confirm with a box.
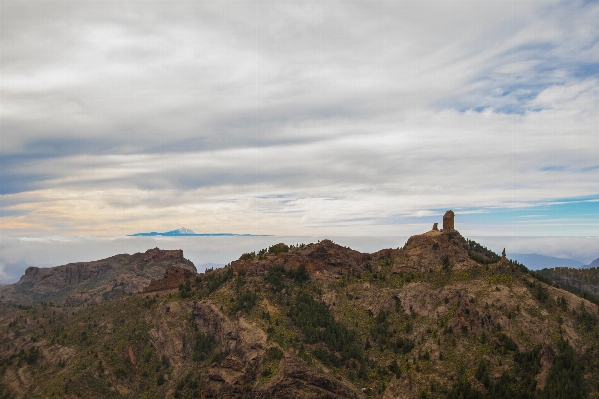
[442,256,452,270]
[179,280,192,298]
[192,332,215,362]
[230,290,258,315]
[239,252,255,261]
[496,333,518,354]
[287,264,309,283]
[576,304,598,332]
[265,347,283,361]
[205,267,233,294]
[114,366,128,379]
[288,290,362,364]
[465,239,501,264]
[539,336,585,399]
[268,244,290,255]
[24,346,39,365]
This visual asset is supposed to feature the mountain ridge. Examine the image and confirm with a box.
[0,248,196,306]
[0,213,597,398]
[585,257,599,268]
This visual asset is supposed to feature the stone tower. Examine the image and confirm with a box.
[443,210,455,230]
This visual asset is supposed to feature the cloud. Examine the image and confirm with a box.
[1,0,598,236]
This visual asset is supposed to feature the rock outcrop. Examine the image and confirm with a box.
[0,248,196,306]
[231,239,365,277]
[399,229,473,272]
[144,266,195,292]
[443,209,455,230]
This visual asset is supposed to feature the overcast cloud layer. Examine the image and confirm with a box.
[1,0,599,237]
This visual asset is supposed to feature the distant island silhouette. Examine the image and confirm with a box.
[129,227,269,237]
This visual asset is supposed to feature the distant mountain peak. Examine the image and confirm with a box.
[169,227,196,235]
[510,253,584,270]
[585,257,599,268]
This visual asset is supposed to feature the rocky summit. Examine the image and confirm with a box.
[0,248,196,306]
[0,214,598,398]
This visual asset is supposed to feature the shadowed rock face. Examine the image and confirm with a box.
[144,266,195,293]
[0,248,195,306]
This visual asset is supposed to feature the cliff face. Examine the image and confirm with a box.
[0,228,598,399]
[144,266,195,293]
[0,248,195,306]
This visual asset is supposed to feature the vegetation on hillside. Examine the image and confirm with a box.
[465,239,501,265]
[535,267,599,307]
[1,234,598,398]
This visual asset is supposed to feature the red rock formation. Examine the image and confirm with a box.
[144,266,194,292]
[401,228,471,272]
[0,248,197,306]
[129,248,190,266]
[230,239,365,277]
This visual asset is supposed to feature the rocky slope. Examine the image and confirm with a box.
[0,248,196,306]
[0,220,598,398]
[535,266,599,306]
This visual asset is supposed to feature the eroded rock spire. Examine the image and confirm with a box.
[443,210,455,231]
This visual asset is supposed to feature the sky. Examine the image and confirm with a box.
[1,0,599,240]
